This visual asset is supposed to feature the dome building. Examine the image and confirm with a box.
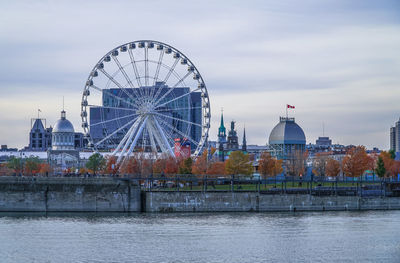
[48,110,80,174]
[268,117,306,159]
[52,110,75,150]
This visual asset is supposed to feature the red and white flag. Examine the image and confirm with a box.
[287,104,295,109]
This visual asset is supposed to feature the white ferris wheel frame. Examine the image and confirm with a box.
[80,40,211,164]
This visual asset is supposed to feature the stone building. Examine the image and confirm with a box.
[47,110,80,173]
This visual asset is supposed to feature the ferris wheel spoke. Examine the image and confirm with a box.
[153,71,192,106]
[152,112,202,128]
[90,113,138,128]
[146,123,158,153]
[128,48,143,88]
[153,117,175,156]
[98,69,138,103]
[91,84,138,110]
[94,116,139,146]
[153,106,203,113]
[156,121,188,158]
[120,116,149,163]
[116,117,144,163]
[145,45,149,87]
[88,105,137,112]
[156,87,201,109]
[152,50,164,86]
[156,116,199,146]
[111,55,142,99]
[163,57,180,84]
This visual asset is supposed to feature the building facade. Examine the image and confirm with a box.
[28,118,52,151]
[89,82,202,153]
[390,119,400,153]
[48,110,80,173]
[268,117,306,160]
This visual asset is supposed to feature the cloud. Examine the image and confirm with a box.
[0,0,399,150]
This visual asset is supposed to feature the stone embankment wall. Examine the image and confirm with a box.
[0,177,141,212]
[146,191,400,212]
[1,177,400,213]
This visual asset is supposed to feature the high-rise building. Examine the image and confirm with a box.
[390,118,400,153]
[89,82,202,152]
[390,126,396,152]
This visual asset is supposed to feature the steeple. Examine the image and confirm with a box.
[218,109,226,143]
[242,127,247,152]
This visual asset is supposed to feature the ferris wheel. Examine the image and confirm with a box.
[81,40,211,164]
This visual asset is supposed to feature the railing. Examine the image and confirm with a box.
[1,174,399,197]
[117,175,399,197]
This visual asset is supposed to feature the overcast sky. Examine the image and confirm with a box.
[0,0,399,150]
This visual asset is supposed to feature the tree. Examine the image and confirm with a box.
[164,156,179,175]
[153,157,167,174]
[24,156,41,175]
[192,152,208,175]
[313,152,330,177]
[225,151,253,175]
[389,149,396,159]
[379,151,396,178]
[286,150,308,176]
[258,152,275,179]
[375,156,386,179]
[86,153,106,175]
[39,163,52,176]
[178,157,193,174]
[7,156,23,175]
[342,146,370,178]
[206,162,226,176]
[325,158,341,178]
[272,159,283,177]
[105,156,118,175]
[120,157,140,175]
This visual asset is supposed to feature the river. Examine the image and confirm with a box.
[0,211,399,262]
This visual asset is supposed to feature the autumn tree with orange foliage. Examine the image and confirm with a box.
[342,146,370,178]
[325,158,341,178]
[379,151,400,178]
[258,152,275,179]
[120,157,140,175]
[164,156,179,175]
[192,150,209,175]
[39,163,52,176]
[206,162,226,176]
[105,156,118,175]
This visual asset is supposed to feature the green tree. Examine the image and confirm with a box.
[389,149,396,159]
[7,156,23,175]
[225,151,253,175]
[86,153,106,175]
[179,157,193,174]
[375,156,386,179]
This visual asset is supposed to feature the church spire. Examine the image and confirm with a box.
[218,109,226,142]
[242,126,247,152]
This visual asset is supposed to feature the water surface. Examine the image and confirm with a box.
[0,211,399,262]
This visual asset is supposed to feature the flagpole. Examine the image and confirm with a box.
[286,105,288,119]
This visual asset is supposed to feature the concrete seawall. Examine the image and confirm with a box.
[1,177,400,213]
[0,177,141,212]
[146,191,400,212]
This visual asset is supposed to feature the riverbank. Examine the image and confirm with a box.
[1,177,400,213]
